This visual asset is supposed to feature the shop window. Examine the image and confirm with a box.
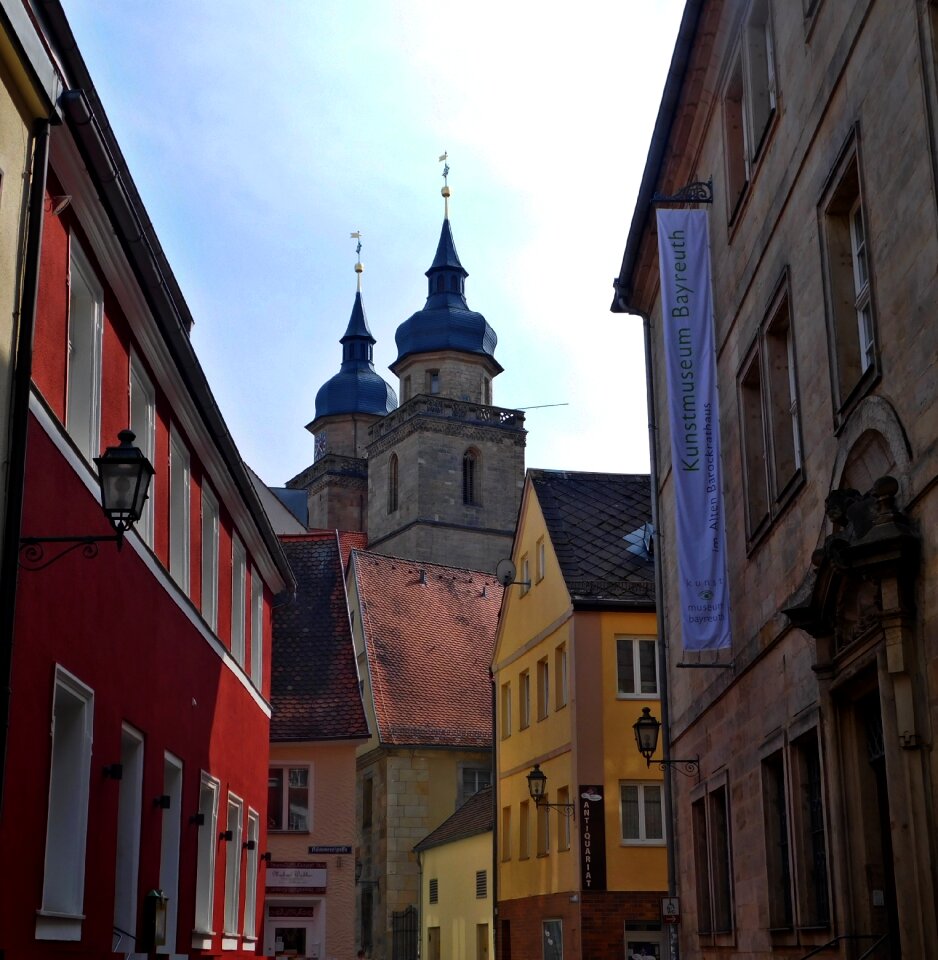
[542,919,563,960]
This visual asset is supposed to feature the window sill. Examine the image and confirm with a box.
[222,936,240,951]
[620,840,667,847]
[191,931,215,951]
[35,910,84,941]
[616,693,661,700]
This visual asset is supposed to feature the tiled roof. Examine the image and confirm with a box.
[415,786,493,852]
[353,551,502,747]
[271,532,370,741]
[530,470,655,606]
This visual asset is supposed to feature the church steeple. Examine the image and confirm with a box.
[391,163,501,375]
[313,237,397,420]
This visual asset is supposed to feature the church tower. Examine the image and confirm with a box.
[366,168,526,571]
[288,244,397,531]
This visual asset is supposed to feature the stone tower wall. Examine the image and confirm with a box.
[394,351,500,405]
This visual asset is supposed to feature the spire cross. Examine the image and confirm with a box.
[350,231,363,291]
[439,151,451,219]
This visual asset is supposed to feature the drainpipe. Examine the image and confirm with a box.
[621,298,680,960]
[0,117,51,814]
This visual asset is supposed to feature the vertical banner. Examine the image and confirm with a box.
[656,209,731,651]
[578,785,606,891]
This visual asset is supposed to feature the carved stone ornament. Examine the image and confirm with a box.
[784,476,919,655]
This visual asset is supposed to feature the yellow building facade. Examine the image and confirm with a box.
[494,471,667,960]
[415,788,494,960]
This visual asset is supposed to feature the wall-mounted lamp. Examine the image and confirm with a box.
[633,707,700,778]
[154,795,171,809]
[20,429,154,570]
[261,851,272,863]
[355,861,378,887]
[526,764,575,819]
[103,763,123,780]
[243,839,256,850]
[189,812,205,826]
[219,830,234,842]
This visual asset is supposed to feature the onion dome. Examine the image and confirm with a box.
[314,258,398,418]
[392,204,501,373]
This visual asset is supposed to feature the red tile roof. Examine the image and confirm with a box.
[415,786,493,852]
[352,551,502,747]
[271,532,370,741]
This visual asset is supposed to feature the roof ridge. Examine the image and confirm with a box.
[350,547,500,579]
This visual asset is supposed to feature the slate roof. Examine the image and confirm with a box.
[530,470,655,606]
[271,532,370,741]
[392,218,501,372]
[353,551,502,747]
[415,786,493,852]
[315,291,398,419]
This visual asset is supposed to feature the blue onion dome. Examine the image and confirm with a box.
[391,217,501,373]
[314,291,398,418]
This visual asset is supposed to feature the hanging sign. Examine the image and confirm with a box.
[578,785,607,891]
[656,208,731,651]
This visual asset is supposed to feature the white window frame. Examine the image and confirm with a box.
[129,351,156,546]
[616,636,659,698]
[536,537,545,582]
[113,724,145,945]
[250,566,263,688]
[223,793,244,937]
[158,752,183,955]
[268,765,311,832]
[169,426,191,594]
[620,781,666,845]
[65,237,103,463]
[520,555,530,596]
[458,763,491,807]
[36,666,94,941]
[231,534,246,666]
[193,772,220,938]
[201,484,219,631]
[849,196,874,371]
[243,809,260,941]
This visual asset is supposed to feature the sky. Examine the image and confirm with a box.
[61,0,685,487]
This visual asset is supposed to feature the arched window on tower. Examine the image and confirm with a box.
[463,448,480,506]
[388,454,399,513]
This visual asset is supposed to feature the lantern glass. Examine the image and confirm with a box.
[94,430,154,532]
[526,763,547,801]
[633,707,661,761]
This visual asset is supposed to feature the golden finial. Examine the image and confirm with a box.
[350,231,363,291]
[439,151,451,218]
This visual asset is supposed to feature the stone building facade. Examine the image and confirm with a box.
[614,1,938,958]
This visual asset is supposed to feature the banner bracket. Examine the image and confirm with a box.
[651,178,713,205]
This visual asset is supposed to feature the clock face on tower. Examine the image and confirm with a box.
[314,432,327,462]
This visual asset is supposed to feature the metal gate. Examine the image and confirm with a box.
[392,905,418,960]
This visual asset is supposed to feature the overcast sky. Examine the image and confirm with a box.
[62,0,684,486]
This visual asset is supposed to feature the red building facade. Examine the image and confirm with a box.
[0,3,294,956]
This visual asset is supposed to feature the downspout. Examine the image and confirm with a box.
[490,670,498,960]
[0,117,51,814]
[620,296,680,960]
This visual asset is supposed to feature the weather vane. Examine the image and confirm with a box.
[350,231,363,290]
[439,151,451,218]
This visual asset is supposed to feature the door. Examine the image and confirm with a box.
[477,923,490,960]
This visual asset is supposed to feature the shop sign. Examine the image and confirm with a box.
[266,861,327,893]
[579,785,607,891]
